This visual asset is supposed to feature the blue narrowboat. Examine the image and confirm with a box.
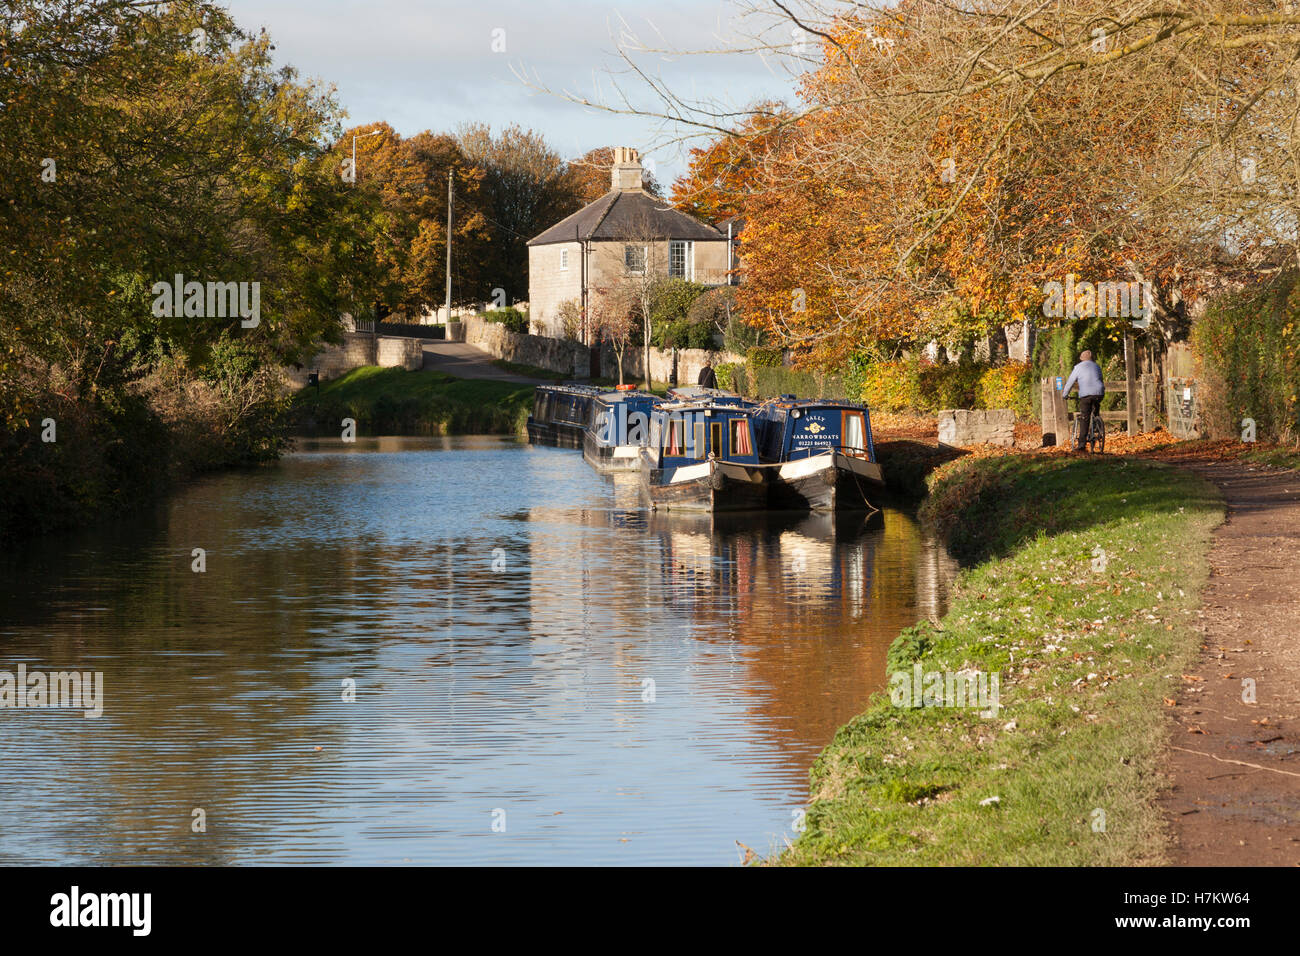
[526,383,602,448]
[752,398,884,511]
[640,400,770,511]
[583,388,664,472]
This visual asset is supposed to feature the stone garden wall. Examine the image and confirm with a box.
[938,408,1016,447]
[282,333,422,389]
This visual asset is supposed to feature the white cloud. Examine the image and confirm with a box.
[222,0,795,180]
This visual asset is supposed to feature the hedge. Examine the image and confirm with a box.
[1193,274,1300,442]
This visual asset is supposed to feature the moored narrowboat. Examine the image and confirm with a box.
[583,388,664,472]
[640,401,770,511]
[752,399,884,511]
[526,383,601,448]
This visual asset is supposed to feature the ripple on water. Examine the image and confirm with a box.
[0,436,955,865]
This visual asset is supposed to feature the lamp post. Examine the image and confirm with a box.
[352,129,382,182]
[351,129,383,332]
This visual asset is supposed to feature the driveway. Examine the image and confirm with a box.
[419,341,552,384]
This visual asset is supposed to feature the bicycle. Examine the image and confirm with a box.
[1069,397,1106,453]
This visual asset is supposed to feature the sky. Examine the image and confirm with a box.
[222,0,803,183]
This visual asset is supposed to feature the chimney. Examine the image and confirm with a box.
[611,146,643,192]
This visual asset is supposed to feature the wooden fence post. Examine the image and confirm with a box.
[1125,333,1138,435]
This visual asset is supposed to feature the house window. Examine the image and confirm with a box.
[624,244,647,275]
[559,249,569,271]
[669,240,692,279]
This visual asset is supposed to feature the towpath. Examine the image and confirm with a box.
[1151,453,1300,864]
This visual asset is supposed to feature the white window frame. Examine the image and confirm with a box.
[624,244,647,276]
[668,240,694,280]
[559,248,569,271]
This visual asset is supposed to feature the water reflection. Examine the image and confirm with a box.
[0,436,955,865]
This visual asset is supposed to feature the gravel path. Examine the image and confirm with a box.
[1157,458,1300,865]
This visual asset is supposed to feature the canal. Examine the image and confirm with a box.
[0,436,956,865]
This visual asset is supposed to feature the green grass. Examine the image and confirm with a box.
[289,366,535,435]
[1241,445,1300,471]
[778,453,1225,866]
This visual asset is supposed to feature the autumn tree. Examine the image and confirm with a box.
[457,123,584,304]
[669,111,785,225]
[0,0,372,531]
[333,125,493,317]
[590,281,639,386]
[540,1,1300,362]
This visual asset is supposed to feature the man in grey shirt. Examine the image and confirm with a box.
[1061,350,1105,451]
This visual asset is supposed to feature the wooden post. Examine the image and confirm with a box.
[1124,333,1138,435]
[1040,378,1053,443]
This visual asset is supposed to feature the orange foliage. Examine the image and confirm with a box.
[702,12,1190,366]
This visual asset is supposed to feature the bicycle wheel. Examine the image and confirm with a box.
[1071,413,1081,450]
[1092,415,1105,453]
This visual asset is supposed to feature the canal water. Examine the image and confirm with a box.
[0,436,956,865]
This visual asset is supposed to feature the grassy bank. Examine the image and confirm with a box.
[779,453,1224,865]
[289,366,535,436]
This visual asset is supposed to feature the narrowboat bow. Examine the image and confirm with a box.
[752,398,884,511]
[583,388,664,472]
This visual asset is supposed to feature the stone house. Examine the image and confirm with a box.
[526,147,734,342]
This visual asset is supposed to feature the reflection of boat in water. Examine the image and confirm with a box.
[752,399,884,512]
[526,384,601,448]
[649,503,892,621]
[640,400,769,512]
[646,506,881,539]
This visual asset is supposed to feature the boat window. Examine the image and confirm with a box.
[693,421,706,459]
[664,419,684,456]
[731,418,753,456]
[843,411,866,453]
[710,422,724,458]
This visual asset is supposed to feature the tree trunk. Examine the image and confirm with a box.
[643,315,652,392]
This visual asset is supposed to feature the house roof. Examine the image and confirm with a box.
[527,190,727,246]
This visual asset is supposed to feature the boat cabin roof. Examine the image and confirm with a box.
[653,400,753,416]
[666,386,750,404]
[537,382,602,397]
[595,389,659,404]
[759,396,869,412]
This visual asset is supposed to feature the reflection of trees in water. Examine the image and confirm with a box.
[0,448,562,865]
